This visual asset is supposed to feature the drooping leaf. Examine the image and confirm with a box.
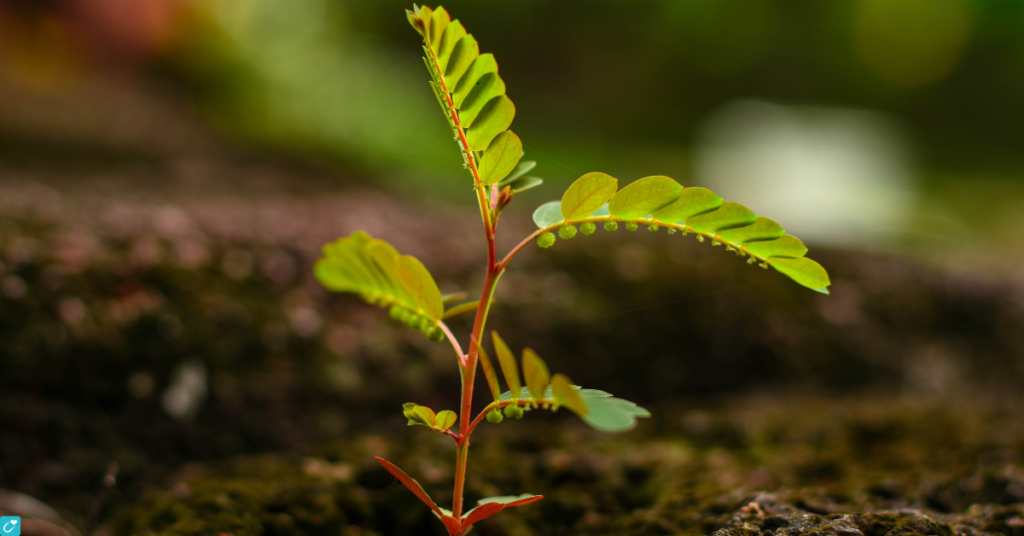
[521,348,550,401]
[458,72,505,126]
[315,232,445,326]
[478,130,523,185]
[769,257,831,292]
[743,235,808,258]
[375,457,442,516]
[397,256,444,321]
[435,410,457,432]
[560,172,618,221]
[608,176,683,219]
[499,160,536,186]
[715,217,785,244]
[532,200,564,228]
[491,331,522,398]
[473,339,502,401]
[503,176,543,194]
[452,54,498,107]
[444,35,479,90]
[686,202,757,233]
[550,374,588,415]
[466,96,515,150]
[651,187,724,223]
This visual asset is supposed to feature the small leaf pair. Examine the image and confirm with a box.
[403,403,457,433]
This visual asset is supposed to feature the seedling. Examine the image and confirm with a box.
[314,6,831,535]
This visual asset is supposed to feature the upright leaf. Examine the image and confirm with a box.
[428,7,450,52]
[651,187,724,223]
[444,35,479,89]
[435,410,457,432]
[453,54,498,107]
[521,348,550,401]
[608,176,683,219]
[466,96,515,150]
[478,130,523,185]
[491,331,522,399]
[436,20,466,71]
[375,457,442,516]
[550,374,588,415]
[560,172,618,220]
[458,72,505,126]
[397,256,444,321]
[473,339,502,401]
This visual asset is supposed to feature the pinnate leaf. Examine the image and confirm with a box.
[453,54,498,107]
[744,235,808,258]
[478,130,522,185]
[532,200,563,228]
[715,216,784,244]
[578,391,651,433]
[444,35,479,89]
[436,20,466,71]
[473,339,502,401]
[428,7,450,53]
[375,457,442,516]
[491,331,522,398]
[561,172,618,220]
[397,255,444,321]
[608,176,683,219]
[521,348,550,400]
[466,95,514,150]
[457,72,505,126]
[651,187,723,223]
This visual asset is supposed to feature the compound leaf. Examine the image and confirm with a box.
[651,187,723,223]
[453,54,498,107]
[504,176,543,194]
[561,172,618,220]
[550,374,588,415]
[466,96,515,150]
[769,257,831,293]
[499,160,536,185]
[397,255,444,321]
[686,202,757,233]
[436,20,466,71]
[473,339,502,401]
[608,176,683,219]
[743,235,808,258]
[580,393,651,433]
[458,72,505,126]
[715,217,785,244]
[428,7,450,54]
[478,130,522,185]
[492,331,522,398]
[444,35,478,90]
[521,348,550,401]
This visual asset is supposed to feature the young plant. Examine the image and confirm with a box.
[314,6,831,535]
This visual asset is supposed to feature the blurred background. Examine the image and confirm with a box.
[2,1,1024,535]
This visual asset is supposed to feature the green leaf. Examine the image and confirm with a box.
[608,176,683,219]
[578,391,651,433]
[436,20,466,71]
[406,9,424,35]
[457,72,505,126]
[466,95,515,150]
[403,402,436,427]
[462,495,543,529]
[686,202,757,233]
[428,7,450,54]
[769,257,831,291]
[715,217,785,244]
[491,331,522,399]
[532,200,564,228]
[478,494,543,506]
[743,235,808,259]
[417,6,434,40]
[651,187,723,223]
[435,410,457,432]
[550,374,588,415]
[503,176,543,194]
[452,54,498,108]
[473,339,502,401]
[444,35,479,90]
[478,130,523,185]
[397,255,444,321]
[521,348,550,400]
[442,300,478,320]
[560,172,619,221]
[499,160,536,186]
[375,457,443,517]
[315,232,445,325]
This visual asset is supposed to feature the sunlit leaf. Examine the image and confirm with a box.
[444,35,479,89]
[532,200,564,228]
[608,176,683,219]
[651,187,723,223]
[769,257,831,292]
[436,20,466,71]
[521,348,550,400]
[417,6,434,40]
[403,403,437,427]
[375,457,442,516]
[743,235,808,258]
[491,331,522,398]
[406,9,424,35]
[435,410,457,432]
[499,160,536,186]
[466,96,515,150]
[550,374,588,415]
[428,7,450,53]
[478,130,523,185]
[457,72,505,126]
[686,202,757,233]
[560,172,618,221]
[715,217,785,244]
[397,256,444,321]
[473,339,502,401]
[452,54,498,107]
